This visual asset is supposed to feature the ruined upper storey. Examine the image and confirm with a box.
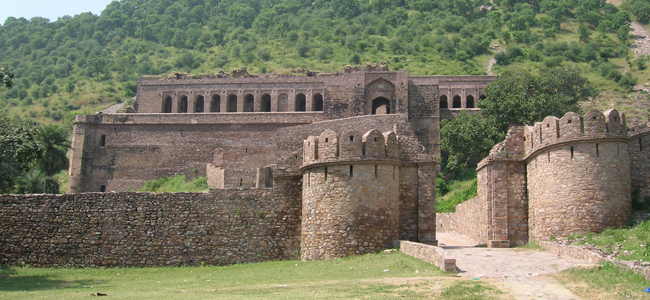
[135,70,494,118]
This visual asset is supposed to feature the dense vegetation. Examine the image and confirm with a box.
[137,174,209,192]
[0,0,648,125]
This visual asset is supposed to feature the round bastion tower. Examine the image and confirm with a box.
[301,129,401,260]
[526,109,631,241]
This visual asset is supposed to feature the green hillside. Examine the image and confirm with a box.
[0,0,649,125]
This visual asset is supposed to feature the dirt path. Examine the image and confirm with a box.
[487,56,497,76]
[438,233,586,300]
[630,22,650,57]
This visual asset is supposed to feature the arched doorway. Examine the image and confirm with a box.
[371,97,391,114]
[163,96,172,113]
[312,93,323,111]
[195,95,204,112]
[466,95,475,108]
[439,95,448,109]
[295,93,306,111]
[210,95,221,112]
[261,94,271,112]
[244,94,254,112]
[227,94,237,112]
[452,95,461,108]
[179,96,188,113]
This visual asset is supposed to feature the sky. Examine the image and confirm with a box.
[0,0,114,25]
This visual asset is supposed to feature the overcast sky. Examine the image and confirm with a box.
[0,0,114,25]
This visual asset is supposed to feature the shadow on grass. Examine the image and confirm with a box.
[0,265,97,292]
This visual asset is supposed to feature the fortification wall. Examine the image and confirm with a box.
[0,179,302,267]
[436,196,488,245]
[629,123,650,200]
[301,129,402,260]
[526,109,631,240]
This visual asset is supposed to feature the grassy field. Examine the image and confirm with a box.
[0,252,508,300]
[557,262,650,300]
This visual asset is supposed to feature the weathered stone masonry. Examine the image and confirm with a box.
[439,109,642,246]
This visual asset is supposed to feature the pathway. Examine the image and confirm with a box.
[630,22,650,58]
[438,233,586,300]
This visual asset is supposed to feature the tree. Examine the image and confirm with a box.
[1,66,14,88]
[440,67,597,170]
[35,125,71,177]
[14,169,58,194]
[480,67,597,132]
[440,111,503,171]
[0,116,40,193]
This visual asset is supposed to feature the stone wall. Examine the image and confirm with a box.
[629,123,650,200]
[436,196,488,246]
[399,241,456,272]
[300,129,402,260]
[526,110,630,240]
[0,180,301,267]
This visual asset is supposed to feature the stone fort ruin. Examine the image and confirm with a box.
[1,68,649,267]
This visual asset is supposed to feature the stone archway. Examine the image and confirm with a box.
[372,97,391,114]
[365,78,395,115]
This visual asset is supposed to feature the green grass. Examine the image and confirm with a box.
[566,220,650,262]
[558,262,649,300]
[436,168,478,213]
[0,252,499,300]
[137,174,208,193]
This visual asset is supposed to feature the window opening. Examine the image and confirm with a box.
[439,95,448,109]
[374,165,378,179]
[210,95,221,112]
[570,146,574,159]
[100,185,106,192]
[350,165,353,178]
[452,95,461,108]
[596,144,599,157]
[100,135,106,146]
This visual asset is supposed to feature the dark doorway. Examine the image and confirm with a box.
[439,95,448,109]
[371,97,391,114]
[261,94,271,112]
[179,96,188,113]
[244,94,254,112]
[227,94,237,112]
[466,95,475,108]
[295,93,306,111]
[163,96,172,113]
[195,95,204,112]
[210,95,221,112]
[452,95,461,108]
[313,93,323,111]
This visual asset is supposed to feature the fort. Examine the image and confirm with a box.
[1,68,649,268]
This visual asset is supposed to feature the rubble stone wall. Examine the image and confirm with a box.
[0,180,301,268]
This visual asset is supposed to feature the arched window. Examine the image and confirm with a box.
[313,93,323,111]
[278,94,288,112]
[371,97,391,114]
[210,95,221,112]
[179,96,188,113]
[479,94,486,101]
[227,94,237,112]
[163,96,172,113]
[452,95,461,108]
[466,95,475,108]
[244,94,254,112]
[195,95,204,113]
[295,93,306,111]
[439,95,448,109]
[261,94,271,112]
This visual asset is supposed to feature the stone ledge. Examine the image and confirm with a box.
[539,241,650,280]
[399,241,456,272]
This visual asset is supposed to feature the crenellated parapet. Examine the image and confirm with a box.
[300,129,402,261]
[524,109,628,157]
[302,129,400,168]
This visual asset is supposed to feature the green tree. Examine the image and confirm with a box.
[35,125,71,177]
[1,66,14,88]
[14,169,58,194]
[0,116,40,193]
[441,67,597,170]
[440,111,503,171]
[578,24,591,42]
[481,67,597,132]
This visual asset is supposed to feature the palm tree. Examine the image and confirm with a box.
[35,124,71,177]
[14,169,48,194]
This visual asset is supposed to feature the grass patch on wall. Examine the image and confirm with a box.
[0,252,510,300]
[137,174,208,193]
[556,262,649,300]
[564,221,650,262]
[436,168,478,213]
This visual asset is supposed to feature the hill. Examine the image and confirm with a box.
[0,0,648,125]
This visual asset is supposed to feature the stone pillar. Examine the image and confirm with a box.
[417,157,437,244]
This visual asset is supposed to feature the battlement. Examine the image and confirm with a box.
[524,109,628,156]
[302,129,400,167]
